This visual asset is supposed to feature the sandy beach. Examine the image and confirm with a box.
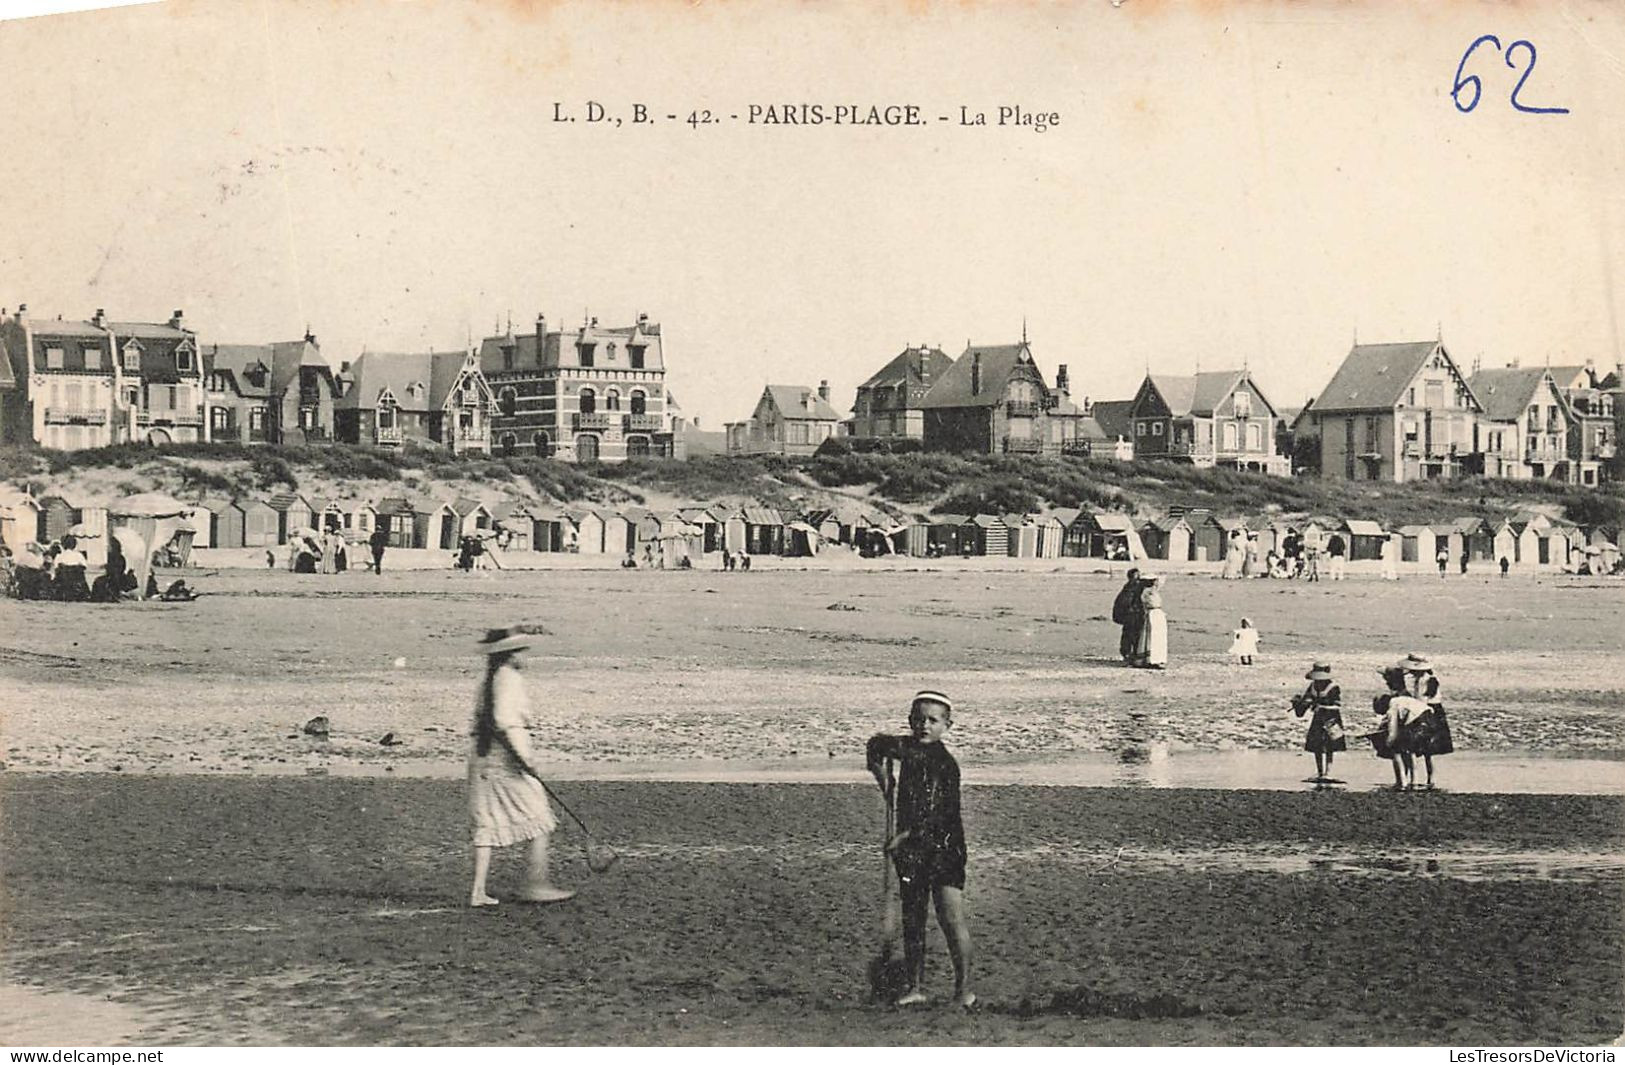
[2,565,1622,1044]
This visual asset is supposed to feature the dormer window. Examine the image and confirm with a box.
[45,346,64,369]
[82,344,102,370]
[628,345,645,370]
[122,340,142,372]
[175,340,195,372]
[377,391,398,430]
[407,382,424,400]
[577,343,595,368]
[502,347,515,372]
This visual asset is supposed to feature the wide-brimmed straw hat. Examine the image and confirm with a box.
[1398,652,1432,672]
[1305,663,1333,681]
[475,624,548,656]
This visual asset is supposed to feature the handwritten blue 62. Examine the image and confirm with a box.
[1452,34,1569,114]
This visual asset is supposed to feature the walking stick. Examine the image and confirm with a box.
[868,760,907,999]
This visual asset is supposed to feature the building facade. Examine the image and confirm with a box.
[1309,340,1483,482]
[847,345,954,442]
[726,383,842,456]
[204,334,339,445]
[0,305,203,450]
[334,349,494,453]
[1467,367,1576,481]
[1127,369,1289,475]
[478,313,677,463]
[916,341,1091,455]
[1549,365,1616,485]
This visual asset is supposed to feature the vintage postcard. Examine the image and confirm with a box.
[1,0,1622,1050]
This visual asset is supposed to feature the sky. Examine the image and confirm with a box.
[3,0,1623,427]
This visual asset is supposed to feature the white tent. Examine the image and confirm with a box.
[108,493,195,597]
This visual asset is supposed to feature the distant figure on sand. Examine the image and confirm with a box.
[467,625,574,907]
[1325,533,1346,581]
[866,690,975,1010]
[1221,532,1243,579]
[1111,568,1143,664]
[1499,556,1510,578]
[369,526,389,575]
[1292,662,1345,780]
[1437,547,1449,578]
[1135,574,1168,669]
[1229,617,1259,665]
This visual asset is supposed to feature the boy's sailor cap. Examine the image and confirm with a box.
[911,689,953,714]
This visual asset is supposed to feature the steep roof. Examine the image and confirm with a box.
[268,338,334,395]
[1467,367,1555,422]
[0,334,14,390]
[334,352,436,411]
[856,345,955,392]
[764,385,841,422]
[205,344,275,399]
[917,342,1044,410]
[1144,370,1260,417]
[1311,341,1462,414]
[1091,399,1134,439]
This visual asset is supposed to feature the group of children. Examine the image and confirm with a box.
[1290,653,1453,789]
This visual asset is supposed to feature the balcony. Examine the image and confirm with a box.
[1061,439,1094,455]
[456,425,487,441]
[623,413,662,432]
[376,425,403,444]
[44,407,108,425]
[1165,442,1213,458]
[574,412,612,431]
[1001,435,1043,454]
[1525,443,1564,462]
[1005,400,1041,418]
[139,411,204,427]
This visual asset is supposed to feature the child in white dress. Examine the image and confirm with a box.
[1229,617,1260,665]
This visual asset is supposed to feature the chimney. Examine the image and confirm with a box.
[818,379,830,402]
[971,352,981,396]
[16,303,27,324]
[637,313,649,328]
[589,316,598,329]
[305,328,317,345]
[1584,357,1596,386]
[169,309,184,329]
[92,308,106,328]
[1056,363,1070,395]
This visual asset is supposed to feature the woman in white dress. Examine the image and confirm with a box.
[1140,574,1169,669]
[467,625,574,907]
[1221,532,1243,579]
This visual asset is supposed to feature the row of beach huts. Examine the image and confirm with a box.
[5,487,1619,574]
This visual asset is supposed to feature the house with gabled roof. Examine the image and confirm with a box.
[334,349,493,453]
[1308,339,1484,482]
[916,339,1091,456]
[848,344,955,443]
[1466,366,1576,482]
[1128,369,1288,475]
[479,311,676,462]
[726,384,843,457]
[204,332,338,445]
[1544,364,1616,485]
[0,305,203,449]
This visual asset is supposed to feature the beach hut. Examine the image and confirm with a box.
[416,501,459,551]
[1140,516,1192,562]
[1445,517,1487,562]
[1004,514,1039,558]
[528,506,575,552]
[600,511,634,557]
[566,508,604,554]
[0,490,42,552]
[969,514,1008,556]
[680,507,726,553]
[1185,513,1224,563]
[375,497,419,549]
[347,501,378,538]
[237,497,278,547]
[264,493,313,545]
[800,508,844,546]
[310,498,347,534]
[1339,519,1388,562]
[37,493,81,544]
[453,497,494,538]
[1431,524,1464,566]
[1033,513,1066,559]
[1586,527,1620,572]
[178,501,213,549]
[901,515,931,557]
[1398,525,1435,564]
[489,501,534,552]
[1300,517,1338,554]
[654,520,705,568]
[1489,519,1519,567]
[923,513,966,556]
[1078,512,1147,560]
[742,506,785,555]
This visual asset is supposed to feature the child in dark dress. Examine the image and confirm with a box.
[1292,662,1346,780]
[866,691,975,1009]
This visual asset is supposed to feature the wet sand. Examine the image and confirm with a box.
[1,776,1620,1045]
[2,566,1622,1044]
